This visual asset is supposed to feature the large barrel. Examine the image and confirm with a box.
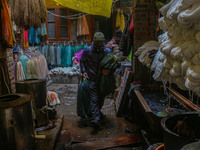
[0,94,35,150]
[15,79,48,127]
[161,112,200,150]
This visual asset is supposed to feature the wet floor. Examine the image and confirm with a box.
[47,84,142,150]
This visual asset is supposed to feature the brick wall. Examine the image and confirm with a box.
[6,48,15,93]
[0,48,15,95]
[120,0,133,8]
[132,0,156,83]
[133,0,155,51]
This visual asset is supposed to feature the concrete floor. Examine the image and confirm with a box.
[47,84,143,150]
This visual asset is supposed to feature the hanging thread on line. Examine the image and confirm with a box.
[47,10,89,20]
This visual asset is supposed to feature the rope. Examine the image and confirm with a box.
[40,105,49,114]
[47,10,89,20]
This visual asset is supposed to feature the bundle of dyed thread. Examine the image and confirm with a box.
[9,0,47,29]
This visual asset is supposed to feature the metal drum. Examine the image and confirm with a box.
[15,79,48,127]
[0,94,35,150]
[161,112,200,150]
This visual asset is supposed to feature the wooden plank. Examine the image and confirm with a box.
[115,67,133,116]
[168,88,200,112]
[71,134,141,150]
[134,90,152,113]
[35,115,64,150]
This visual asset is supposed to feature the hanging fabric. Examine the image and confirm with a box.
[119,14,132,56]
[84,43,88,49]
[35,30,41,45]
[120,12,125,32]
[15,61,25,81]
[129,13,134,35]
[74,45,78,53]
[33,57,41,78]
[41,23,47,36]
[27,59,38,79]
[116,11,121,29]
[38,45,42,54]
[57,45,61,66]
[156,13,160,32]
[63,46,68,66]
[71,46,76,61]
[46,45,51,65]
[23,29,29,48]
[53,0,113,18]
[78,44,84,52]
[54,45,57,65]
[116,10,125,32]
[1,0,15,48]
[40,55,49,78]
[60,45,66,67]
[66,45,72,66]
[41,45,45,57]
[77,17,82,36]
[82,15,90,35]
[9,0,47,29]
[50,45,55,65]
[20,55,29,79]
[29,27,36,45]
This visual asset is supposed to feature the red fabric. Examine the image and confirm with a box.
[129,13,134,35]
[156,14,160,32]
[1,0,14,48]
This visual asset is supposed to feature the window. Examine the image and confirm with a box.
[47,8,71,41]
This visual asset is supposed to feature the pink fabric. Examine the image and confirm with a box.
[73,49,84,64]
[106,38,118,50]
[75,49,84,61]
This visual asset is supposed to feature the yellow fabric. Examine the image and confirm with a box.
[45,0,63,7]
[53,0,113,18]
[116,12,120,28]
[115,12,125,32]
[120,14,125,32]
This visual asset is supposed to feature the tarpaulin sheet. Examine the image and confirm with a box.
[53,0,113,18]
[45,0,63,8]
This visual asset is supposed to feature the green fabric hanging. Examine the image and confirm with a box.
[128,47,133,62]
[20,55,29,79]
[77,79,90,118]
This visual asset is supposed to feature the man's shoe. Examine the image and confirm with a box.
[78,117,92,128]
[90,119,103,134]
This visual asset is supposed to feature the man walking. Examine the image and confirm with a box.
[80,32,112,131]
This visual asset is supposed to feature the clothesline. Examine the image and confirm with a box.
[40,40,89,47]
[37,42,88,67]
[47,10,89,20]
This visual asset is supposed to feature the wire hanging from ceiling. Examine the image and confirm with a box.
[47,10,89,20]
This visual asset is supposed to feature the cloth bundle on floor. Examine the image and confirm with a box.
[47,91,60,106]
